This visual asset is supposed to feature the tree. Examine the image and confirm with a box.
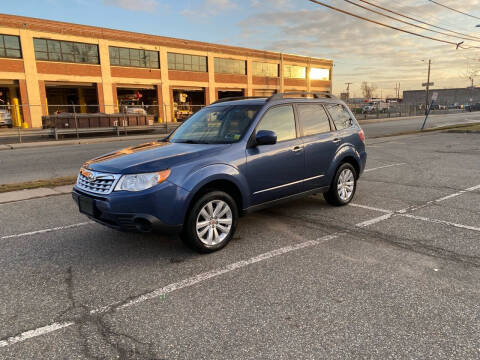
[361,82,377,99]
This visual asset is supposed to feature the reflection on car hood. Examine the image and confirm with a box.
[84,141,229,174]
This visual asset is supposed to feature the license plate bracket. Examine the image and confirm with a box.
[78,196,96,217]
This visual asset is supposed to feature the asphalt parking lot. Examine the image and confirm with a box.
[0,131,479,359]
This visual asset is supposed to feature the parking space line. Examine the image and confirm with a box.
[349,203,393,214]
[401,213,480,232]
[435,184,480,203]
[0,222,94,240]
[364,163,406,173]
[355,213,393,228]
[0,321,74,348]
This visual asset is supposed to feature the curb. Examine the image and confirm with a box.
[0,133,164,151]
[0,184,73,204]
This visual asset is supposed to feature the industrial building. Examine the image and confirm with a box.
[403,87,480,107]
[0,14,333,128]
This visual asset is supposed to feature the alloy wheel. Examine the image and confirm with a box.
[196,200,233,246]
[337,168,355,201]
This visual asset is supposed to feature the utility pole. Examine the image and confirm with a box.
[425,59,431,113]
[345,82,352,102]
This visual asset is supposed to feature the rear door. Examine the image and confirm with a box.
[246,104,305,205]
[296,103,338,190]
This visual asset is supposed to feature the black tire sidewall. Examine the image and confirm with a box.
[184,191,238,253]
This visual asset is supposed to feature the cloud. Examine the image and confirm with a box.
[102,0,158,12]
[182,0,237,17]
[237,0,480,95]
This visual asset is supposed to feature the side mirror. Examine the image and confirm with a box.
[255,130,277,146]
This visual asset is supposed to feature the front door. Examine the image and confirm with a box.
[246,105,305,205]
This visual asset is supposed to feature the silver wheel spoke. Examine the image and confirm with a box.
[207,228,213,245]
[198,226,209,237]
[217,224,229,233]
[207,202,214,217]
[196,220,209,230]
[199,208,209,220]
[217,218,232,225]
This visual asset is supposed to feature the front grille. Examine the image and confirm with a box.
[76,169,121,195]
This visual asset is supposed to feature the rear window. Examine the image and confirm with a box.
[297,104,331,136]
[325,104,353,130]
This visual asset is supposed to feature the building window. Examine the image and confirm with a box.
[284,65,306,79]
[34,38,99,64]
[109,46,159,68]
[167,52,207,72]
[252,62,279,77]
[214,58,246,75]
[0,35,22,59]
[310,67,330,81]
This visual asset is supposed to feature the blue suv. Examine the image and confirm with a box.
[73,92,367,252]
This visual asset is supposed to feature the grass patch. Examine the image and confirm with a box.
[0,176,77,193]
[445,124,480,132]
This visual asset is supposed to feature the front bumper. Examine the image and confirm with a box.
[72,180,189,234]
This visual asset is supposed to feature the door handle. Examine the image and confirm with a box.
[292,145,303,152]
[332,138,341,144]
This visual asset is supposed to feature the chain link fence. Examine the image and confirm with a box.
[345,102,467,121]
[0,103,197,144]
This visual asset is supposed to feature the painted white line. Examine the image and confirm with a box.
[349,203,393,214]
[356,213,393,228]
[435,184,480,203]
[400,214,480,232]
[0,222,94,240]
[0,232,343,348]
[0,321,74,348]
[364,163,406,173]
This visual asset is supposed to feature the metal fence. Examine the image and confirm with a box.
[345,102,467,121]
[0,103,190,143]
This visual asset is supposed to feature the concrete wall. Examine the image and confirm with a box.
[403,88,480,106]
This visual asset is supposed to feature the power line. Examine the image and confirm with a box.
[428,0,480,21]
[357,0,480,41]
[308,0,477,49]
[344,0,480,43]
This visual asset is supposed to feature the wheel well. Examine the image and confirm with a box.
[185,180,243,221]
[340,156,360,179]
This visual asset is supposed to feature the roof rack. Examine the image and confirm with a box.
[211,96,267,105]
[268,92,336,102]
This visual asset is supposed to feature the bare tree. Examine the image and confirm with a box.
[462,62,480,88]
[361,82,377,99]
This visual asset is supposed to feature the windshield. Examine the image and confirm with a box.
[170,104,261,144]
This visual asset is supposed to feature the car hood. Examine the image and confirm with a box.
[84,141,230,174]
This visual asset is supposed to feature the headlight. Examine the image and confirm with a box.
[114,169,171,192]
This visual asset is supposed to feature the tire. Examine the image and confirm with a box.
[181,190,238,253]
[323,163,357,206]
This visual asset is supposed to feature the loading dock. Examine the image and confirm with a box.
[172,88,206,121]
[0,80,23,127]
[116,85,159,118]
[45,82,99,114]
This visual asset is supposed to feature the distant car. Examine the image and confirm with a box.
[0,109,12,128]
[73,92,367,253]
[465,103,480,112]
[126,107,147,116]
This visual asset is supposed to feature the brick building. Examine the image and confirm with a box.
[0,14,333,128]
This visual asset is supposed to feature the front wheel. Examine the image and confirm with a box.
[181,191,238,253]
[323,163,357,206]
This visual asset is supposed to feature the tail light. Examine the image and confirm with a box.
[358,129,365,143]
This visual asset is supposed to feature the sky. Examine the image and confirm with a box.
[3,0,480,98]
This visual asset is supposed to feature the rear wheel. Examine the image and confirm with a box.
[323,163,357,206]
[182,191,238,253]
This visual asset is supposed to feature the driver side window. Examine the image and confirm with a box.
[257,105,296,142]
